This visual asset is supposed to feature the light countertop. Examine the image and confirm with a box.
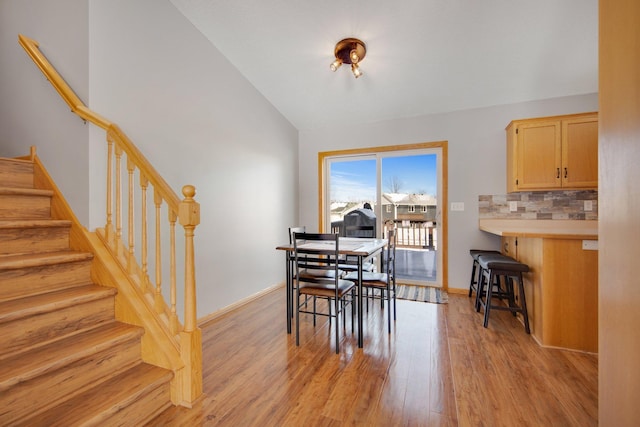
[479,219,598,239]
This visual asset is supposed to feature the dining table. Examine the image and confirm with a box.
[276,236,388,348]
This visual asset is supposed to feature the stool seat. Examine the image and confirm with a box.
[476,253,530,334]
[478,254,529,273]
[468,250,502,301]
[470,249,500,260]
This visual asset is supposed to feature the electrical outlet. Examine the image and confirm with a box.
[584,200,593,211]
[582,240,598,250]
[509,201,518,212]
[450,202,464,211]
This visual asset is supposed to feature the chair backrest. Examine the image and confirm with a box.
[288,226,306,244]
[385,228,397,278]
[292,232,341,284]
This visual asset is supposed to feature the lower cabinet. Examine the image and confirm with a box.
[501,236,598,353]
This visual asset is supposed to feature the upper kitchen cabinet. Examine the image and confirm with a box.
[506,112,598,192]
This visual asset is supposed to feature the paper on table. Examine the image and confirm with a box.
[297,242,336,251]
[297,241,364,251]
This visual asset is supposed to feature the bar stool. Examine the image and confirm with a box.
[476,254,530,334]
[468,249,501,304]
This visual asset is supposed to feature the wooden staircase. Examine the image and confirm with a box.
[0,156,174,426]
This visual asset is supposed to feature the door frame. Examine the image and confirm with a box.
[318,141,448,290]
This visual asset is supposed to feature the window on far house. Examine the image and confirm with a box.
[421,206,427,213]
[408,205,415,213]
[386,205,392,213]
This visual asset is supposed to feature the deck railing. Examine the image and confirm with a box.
[331,219,437,250]
[19,34,201,406]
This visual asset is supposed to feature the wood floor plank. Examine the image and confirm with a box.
[149,288,597,426]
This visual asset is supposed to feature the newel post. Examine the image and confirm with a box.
[178,184,202,404]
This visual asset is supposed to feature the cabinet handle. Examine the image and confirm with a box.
[564,167,568,178]
[556,168,560,179]
[504,242,509,253]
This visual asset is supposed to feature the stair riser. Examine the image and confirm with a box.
[0,339,143,424]
[0,260,92,302]
[0,297,115,359]
[0,194,51,219]
[0,226,70,255]
[0,160,34,189]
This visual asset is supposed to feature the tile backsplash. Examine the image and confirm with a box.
[479,190,598,220]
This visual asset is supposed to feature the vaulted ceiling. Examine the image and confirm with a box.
[170,0,598,131]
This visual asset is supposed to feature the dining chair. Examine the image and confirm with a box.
[344,228,397,333]
[288,226,336,321]
[292,232,356,353]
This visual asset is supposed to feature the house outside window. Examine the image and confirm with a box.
[408,205,415,213]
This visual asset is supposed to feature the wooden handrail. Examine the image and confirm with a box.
[18,35,180,212]
[19,35,110,129]
[19,34,201,406]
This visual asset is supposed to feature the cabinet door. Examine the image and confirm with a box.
[561,116,598,188]
[516,120,562,190]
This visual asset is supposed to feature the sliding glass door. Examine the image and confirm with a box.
[323,145,444,287]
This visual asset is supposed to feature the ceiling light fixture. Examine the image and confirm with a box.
[330,38,366,78]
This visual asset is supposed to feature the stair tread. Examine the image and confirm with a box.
[0,322,143,388]
[0,219,71,229]
[0,284,116,325]
[0,250,93,269]
[0,186,53,196]
[37,363,173,427]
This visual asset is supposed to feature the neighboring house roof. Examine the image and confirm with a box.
[382,193,437,206]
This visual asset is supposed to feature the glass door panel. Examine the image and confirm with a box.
[381,153,440,286]
[327,157,377,235]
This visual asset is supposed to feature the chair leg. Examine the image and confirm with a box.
[351,289,356,334]
[517,273,531,334]
[469,260,478,297]
[392,281,397,321]
[312,297,317,326]
[386,284,391,334]
[295,288,300,347]
[334,295,340,354]
[506,277,518,316]
[476,270,485,312]
[483,272,495,328]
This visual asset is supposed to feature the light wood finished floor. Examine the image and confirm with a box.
[150,289,597,426]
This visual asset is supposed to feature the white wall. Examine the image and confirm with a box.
[1,0,298,319]
[88,0,298,317]
[0,0,90,224]
[299,93,598,291]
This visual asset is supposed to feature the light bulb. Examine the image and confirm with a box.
[330,59,342,72]
[350,49,359,64]
[351,63,363,78]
